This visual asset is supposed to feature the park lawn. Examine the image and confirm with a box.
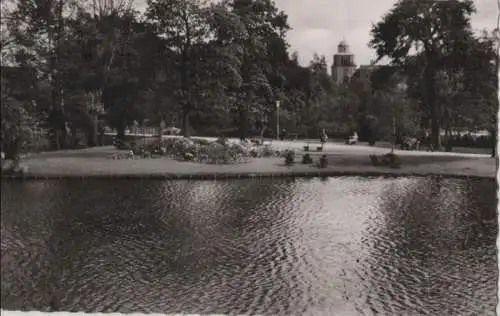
[0,145,494,179]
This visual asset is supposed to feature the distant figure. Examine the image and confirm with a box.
[320,128,328,144]
[346,131,358,145]
[280,128,287,140]
[98,125,105,146]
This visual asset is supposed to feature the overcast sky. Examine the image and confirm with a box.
[136,0,498,67]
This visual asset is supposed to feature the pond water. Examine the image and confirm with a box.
[1,176,497,315]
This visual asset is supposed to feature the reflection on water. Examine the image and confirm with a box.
[1,177,497,315]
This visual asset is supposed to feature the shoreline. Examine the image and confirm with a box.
[1,170,495,181]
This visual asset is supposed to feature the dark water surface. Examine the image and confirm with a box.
[1,176,497,315]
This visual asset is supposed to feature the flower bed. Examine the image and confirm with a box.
[113,137,283,164]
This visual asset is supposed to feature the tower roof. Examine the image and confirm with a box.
[336,38,350,54]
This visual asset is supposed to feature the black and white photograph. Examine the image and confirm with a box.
[1,0,499,315]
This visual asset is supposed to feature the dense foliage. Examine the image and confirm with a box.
[1,0,497,158]
[369,0,498,150]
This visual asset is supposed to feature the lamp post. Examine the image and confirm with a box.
[87,91,105,147]
[276,100,281,140]
[391,82,407,153]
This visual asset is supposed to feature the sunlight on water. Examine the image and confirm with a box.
[1,177,497,315]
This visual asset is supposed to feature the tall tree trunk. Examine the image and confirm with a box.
[86,120,97,147]
[260,126,267,141]
[425,63,440,150]
[70,125,78,148]
[116,121,126,140]
[90,114,98,147]
[430,107,440,150]
[50,0,66,150]
[491,128,497,158]
[239,105,248,140]
[182,105,190,138]
[48,109,65,150]
[180,42,191,138]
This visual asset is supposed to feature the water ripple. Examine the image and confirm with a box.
[1,176,497,315]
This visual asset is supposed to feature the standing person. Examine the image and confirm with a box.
[98,124,105,146]
[320,128,328,144]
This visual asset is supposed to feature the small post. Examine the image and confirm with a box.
[392,116,396,153]
[276,100,281,140]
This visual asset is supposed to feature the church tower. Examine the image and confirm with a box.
[331,40,357,84]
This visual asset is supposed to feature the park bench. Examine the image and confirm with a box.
[303,141,324,152]
[400,137,420,150]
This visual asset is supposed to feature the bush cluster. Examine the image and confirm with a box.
[448,135,492,149]
[369,152,402,169]
[301,153,312,164]
[113,137,283,164]
[284,150,295,165]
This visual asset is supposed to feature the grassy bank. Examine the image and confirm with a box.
[1,146,495,180]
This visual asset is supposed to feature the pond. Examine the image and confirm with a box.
[1,176,497,315]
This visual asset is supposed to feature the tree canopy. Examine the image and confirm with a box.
[1,0,497,157]
[369,0,497,149]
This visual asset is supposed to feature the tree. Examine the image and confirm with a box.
[227,0,290,139]
[370,0,477,149]
[1,79,35,161]
[8,0,88,149]
[80,2,143,141]
[146,0,212,137]
[1,0,17,64]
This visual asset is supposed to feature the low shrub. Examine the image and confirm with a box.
[113,138,130,150]
[260,145,275,157]
[197,141,249,164]
[204,142,228,163]
[319,154,328,168]
[216,136,227,145]
[369,153,402,169]
[369,154,379,166]
[192,138,211,146]
[184,152,194,161]
[244,145,281,158]
[284,150,295,165]
[370,152,401,168]
[382,153,401,168]
[110,150,135,160]
[1,162,28,175]
[301,153,313,164]
[125,137,283,164]
[444,142,453,152]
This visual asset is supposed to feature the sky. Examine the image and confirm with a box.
[135,0,498,67]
